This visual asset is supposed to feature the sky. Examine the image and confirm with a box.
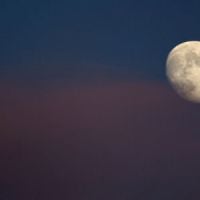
[1,0,200,199]
[1,0,200,81]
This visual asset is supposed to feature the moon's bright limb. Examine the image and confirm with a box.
[166,41,200,103]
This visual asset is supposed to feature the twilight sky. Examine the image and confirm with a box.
[1,1,200,200]
[1,0,200,81]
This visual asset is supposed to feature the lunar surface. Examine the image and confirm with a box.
[166,41,200,103]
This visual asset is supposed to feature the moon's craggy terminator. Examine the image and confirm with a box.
[166,41,200,103]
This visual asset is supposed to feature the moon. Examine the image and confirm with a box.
[166,41,200,103]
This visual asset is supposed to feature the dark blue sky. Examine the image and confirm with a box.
[1,0,200,81]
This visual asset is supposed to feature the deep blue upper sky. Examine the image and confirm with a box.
[1,0,200,81]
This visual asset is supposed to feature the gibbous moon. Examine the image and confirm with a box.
[166,41,200,103]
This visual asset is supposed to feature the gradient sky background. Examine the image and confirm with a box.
[1,0,200,199]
